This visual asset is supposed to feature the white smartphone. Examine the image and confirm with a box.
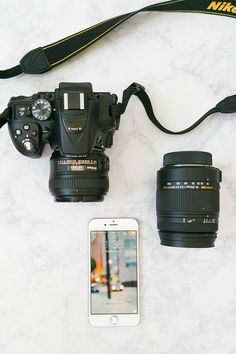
[88,218,140,327]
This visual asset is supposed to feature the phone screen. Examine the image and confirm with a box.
[90,230,138,315]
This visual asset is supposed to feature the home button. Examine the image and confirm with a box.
[110,315,119,325]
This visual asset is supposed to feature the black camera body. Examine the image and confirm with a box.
[8,83,120,202]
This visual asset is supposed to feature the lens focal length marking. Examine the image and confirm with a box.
[158,216,217,225]
[57,159,98,172]
[163,181,214,190]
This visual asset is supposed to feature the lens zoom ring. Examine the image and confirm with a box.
[156,190,219,212]
[50,176,109,190]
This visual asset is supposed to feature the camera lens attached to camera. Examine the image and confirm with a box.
[156,151,222,248]
[49,151,109,202]
[5,82,119,202]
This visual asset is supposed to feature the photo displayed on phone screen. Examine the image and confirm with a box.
[90,230,138,314]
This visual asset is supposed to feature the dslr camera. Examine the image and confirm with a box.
[8,83,120,202]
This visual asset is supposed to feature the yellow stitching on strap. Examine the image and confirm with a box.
[147,0,185,9]
[49,1,236,67]
[43,17,116,50]
[51,14,132,66]
[44,0,185,50]
[168,9,236,18]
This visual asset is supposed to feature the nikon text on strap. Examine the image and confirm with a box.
[1,0,236,79]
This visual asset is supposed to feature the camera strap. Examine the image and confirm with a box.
[112,83,236,134]
[1,0,236,79]
[0,108,10,129]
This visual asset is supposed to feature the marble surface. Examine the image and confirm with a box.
[0,1,236,353]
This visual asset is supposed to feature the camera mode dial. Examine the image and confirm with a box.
[32,99,52,121]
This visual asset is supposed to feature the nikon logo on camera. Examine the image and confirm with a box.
[207,1,236,13]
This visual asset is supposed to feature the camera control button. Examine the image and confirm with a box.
[32,99,52,121]
[23,124,30,131]
[25,108,32,117]
[22,140,33,151]
[16,105,27,119]
[31,130,38,137]
[15,129,22,136]
[110,316,119,326]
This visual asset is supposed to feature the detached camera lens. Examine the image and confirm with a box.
[49,151,109,202]
[156,151,222,248]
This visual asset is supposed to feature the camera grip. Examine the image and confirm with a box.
[8,121,43,158]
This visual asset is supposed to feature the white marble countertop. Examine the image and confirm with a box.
[0,1,236,353]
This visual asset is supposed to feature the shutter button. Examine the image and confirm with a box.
[22,139,34,152]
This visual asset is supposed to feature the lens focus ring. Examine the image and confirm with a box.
[156,189,219,213]
[50,176,108,190]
